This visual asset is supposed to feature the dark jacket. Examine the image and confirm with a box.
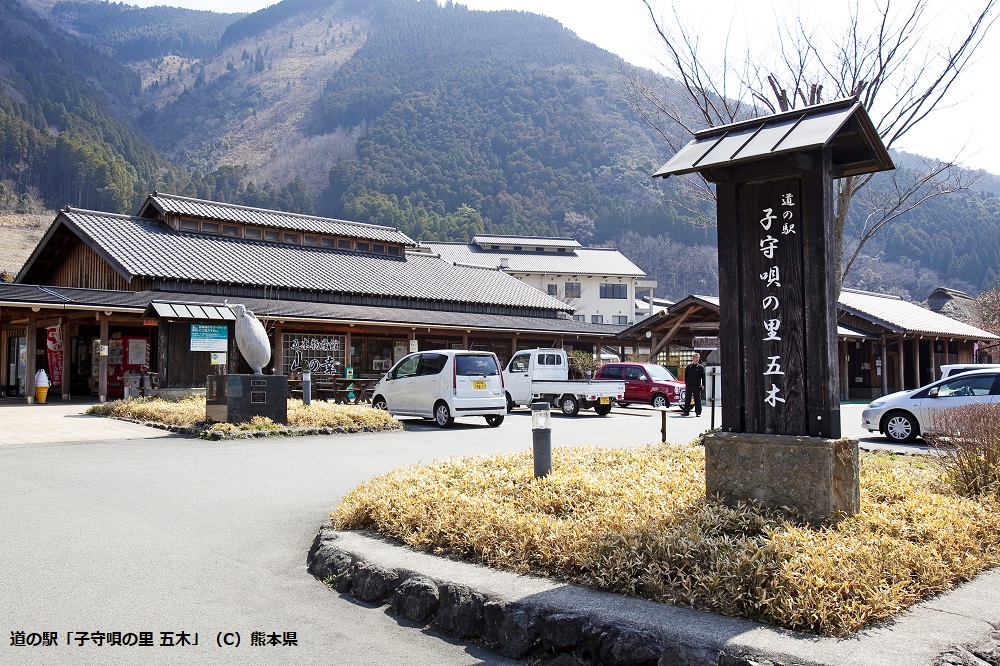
[684,362,706,390]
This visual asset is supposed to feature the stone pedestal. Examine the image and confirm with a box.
[704,432,859,525]
[206,374,287,425]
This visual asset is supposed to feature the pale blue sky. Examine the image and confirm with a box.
[128,0,1000,174]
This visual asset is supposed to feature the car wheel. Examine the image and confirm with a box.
[560,395,580,416]
[883,411,918,443]
[506,392,515,413]
[594,403,612,416]
[372,395,388,411]
[651,393,668,409]
[485,414,504,427]
[434,402,454,428]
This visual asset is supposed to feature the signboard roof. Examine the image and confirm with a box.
[653,98,893,179]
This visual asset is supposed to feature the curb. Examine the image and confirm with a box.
[307,528,1000,666]
[307,527,782,666]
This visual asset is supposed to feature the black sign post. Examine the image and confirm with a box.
[654,98,893,523]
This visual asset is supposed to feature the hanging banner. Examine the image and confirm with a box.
[46,326,63,392]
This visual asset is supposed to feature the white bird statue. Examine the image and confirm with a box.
[226,302,271,375]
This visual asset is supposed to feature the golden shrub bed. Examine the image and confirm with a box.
[86,396,401,436]
[331,445,1000,636]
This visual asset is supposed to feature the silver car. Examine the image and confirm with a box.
[861,368,1000,443]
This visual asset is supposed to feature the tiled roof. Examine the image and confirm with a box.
[425,242,646,277]
[144,193,416,246]
[840,289,998,340]
[55,209,571,312]
[0,285,620,336]
[472,235,582,250]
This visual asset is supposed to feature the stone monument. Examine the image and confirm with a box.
[205,302,287,424]
[653,98,893,524]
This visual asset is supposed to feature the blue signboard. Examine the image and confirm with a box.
[190,324,229,352]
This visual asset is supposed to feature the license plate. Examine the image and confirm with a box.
[599,397,610,404]
[472,380,487,390]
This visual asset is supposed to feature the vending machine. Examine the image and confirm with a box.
[92,336,149,398]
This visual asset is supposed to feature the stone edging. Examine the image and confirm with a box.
[306,527,774,666]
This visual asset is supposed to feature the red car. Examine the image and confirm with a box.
[594,362,685,409]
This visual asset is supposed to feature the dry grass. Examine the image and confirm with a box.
[86,396,401,437]
[331,445,1000,637]
[924,402,1000,497]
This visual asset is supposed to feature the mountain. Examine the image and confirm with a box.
[0,0,997,300]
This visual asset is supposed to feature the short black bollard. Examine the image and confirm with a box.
[660,406,667,443]
[531,401,551,478]
[302,369,312,406]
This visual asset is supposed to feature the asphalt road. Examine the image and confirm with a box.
[0,401,909,665]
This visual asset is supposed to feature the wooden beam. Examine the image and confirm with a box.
[647,308,692,361]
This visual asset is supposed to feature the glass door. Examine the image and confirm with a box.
[6,335,26,397]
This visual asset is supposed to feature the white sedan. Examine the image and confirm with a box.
[861,368,1000,443]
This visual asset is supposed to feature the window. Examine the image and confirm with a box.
[388,246,401,256]
[303,235,319,246]
[201,222,219,234]
[283,232,300,243]
[337,239,352,250]
[600,283,628,299]
[625,366,648,381]
[393,354,420,379]
[565,282,581,298]
[538,353,563,366]
[417,353,448,376]
[547,284,558,296]
[373,244,386,254]
[613,315,628,325]
[264,230,281,242]
[509,354,530,373]
[601,365,623,379]
[179,219,200,232]
[356,242,370,253]
[244,228,262,240]
[936,374,997,397]
[535,247,544,252]
[573,315,585,322]
[455,354,499,376]
[591,315,604,324]
[222,225,241,237]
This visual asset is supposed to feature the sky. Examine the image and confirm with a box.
[129,0,1000,174]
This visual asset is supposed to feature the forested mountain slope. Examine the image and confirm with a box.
[0,0,996,300]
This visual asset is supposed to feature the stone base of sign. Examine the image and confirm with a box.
[206,374,288,425]
[704,432,859,525]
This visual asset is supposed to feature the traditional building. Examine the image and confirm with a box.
[424,235,656,326]
[0,194,622,402]
[615,289,999,400]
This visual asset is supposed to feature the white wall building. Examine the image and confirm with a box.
[425,235,655,326]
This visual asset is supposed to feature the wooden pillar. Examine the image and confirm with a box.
[839,339,849,401]
[273,325,283,375]
[880,336,888,397]
[99,315,109,402]
[344,330,352,373]
[62,319,72,401]
[911,337,920,391]
[896,337,904,393]
[157,321,169,389]
[25,316,37,404]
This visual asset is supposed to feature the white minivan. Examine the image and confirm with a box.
[371,350,507,427]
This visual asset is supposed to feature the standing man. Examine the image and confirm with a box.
[681,353,706,416]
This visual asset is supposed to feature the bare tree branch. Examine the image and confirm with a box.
[630,0,998,284]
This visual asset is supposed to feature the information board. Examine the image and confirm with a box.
[190,324,229,352]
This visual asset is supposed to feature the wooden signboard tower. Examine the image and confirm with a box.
[654,98,893,523]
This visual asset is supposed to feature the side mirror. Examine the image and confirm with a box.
[928,387,939,397]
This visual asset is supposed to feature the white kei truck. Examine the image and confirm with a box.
[502,348,625,416]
